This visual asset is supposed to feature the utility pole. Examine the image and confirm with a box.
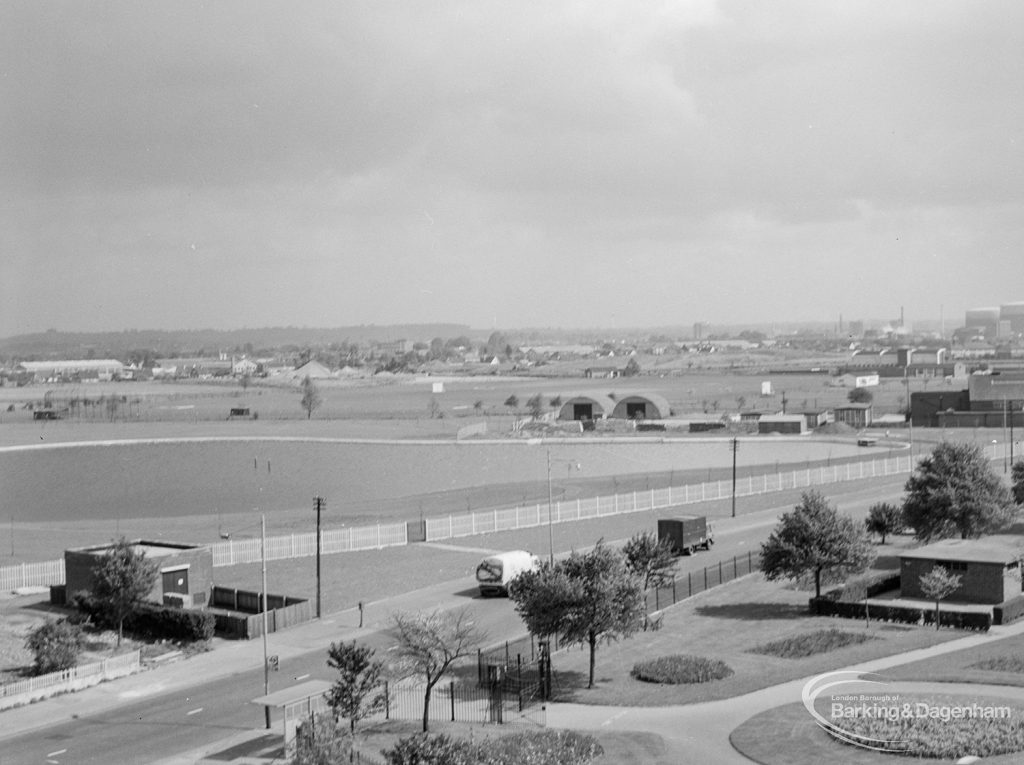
[1005,398,1009,474]
[546,449,554,566]
[261,514,271,730]
[730,437,739,518]
[313,496,324,619]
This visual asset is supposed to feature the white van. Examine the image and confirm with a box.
[475,550,541,597]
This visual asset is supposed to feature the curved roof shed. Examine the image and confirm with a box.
[610,393,672,420]
[557,394,616,421]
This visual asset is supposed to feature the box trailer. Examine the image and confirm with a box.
[658,516,714,555]
[475,550,541,596]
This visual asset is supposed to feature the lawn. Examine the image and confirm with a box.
[883,632,1024,688]
[547,574,961,707]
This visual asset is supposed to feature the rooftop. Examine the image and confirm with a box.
[900,537,1024,565]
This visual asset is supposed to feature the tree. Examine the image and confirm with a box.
[622,531,677,592]
[390,608,484,732]
[326,640,386,735]
[511,542,644,689]
[760,491,876,602]
[525,393,544,418]
[90,537,159,646]
[847,387,874,404]
[623,358,641,377]
[864,502,904,544]
[902,441,1016,542]
[473,400,484,416]
[300,375,322,420]
[293,712,352,765]
[503,395,519,413]
[919,565,962,631]
[549,395,562,411]
[25,619,84,675]
[1012,460,1024,506]
[736,396,746,412]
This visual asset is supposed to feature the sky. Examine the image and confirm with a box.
[1,1,1022,336]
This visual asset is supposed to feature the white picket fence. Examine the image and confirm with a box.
[1,442,1013,589]
[209,522,408,566]
[425,453,916,541]
[0,559,65,593]
[0,650,140,710]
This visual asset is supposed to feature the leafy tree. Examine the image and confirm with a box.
[390,608,484,732]
[622,531,677,591]
[326,640,386,735]
[299,375,322,420]
[847,387,874,404]
[549,395,562,411]
[526,393,544,418]
[623,358,641,377]
[512,541,644,689]
[90,537,160,646]
[919,565,962,631]
[503,395,519,413]
[25,619,85,675]
[864,502,903,544]
[293,712,352,765]
[736,396,746,411]
[760,491,876,601]
[1012,460,1024,506]
[902,441,1015,542]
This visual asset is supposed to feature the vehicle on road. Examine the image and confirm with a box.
[658,515,714,555]
[475,550,541,596]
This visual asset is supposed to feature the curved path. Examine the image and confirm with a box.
[545,620,1024,764]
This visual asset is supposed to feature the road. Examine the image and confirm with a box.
[0,476,908,764]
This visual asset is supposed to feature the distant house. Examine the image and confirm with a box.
[900,538,1024,605]
[802,411,830,429]
[584,366,622,379]
[17,359,125,383]
[232,357,259,377]
[290,360,333,380]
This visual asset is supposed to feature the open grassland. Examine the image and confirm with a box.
[546,575,961,707]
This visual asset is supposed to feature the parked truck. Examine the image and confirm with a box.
[475,550,541,596]
[657,516,714,555]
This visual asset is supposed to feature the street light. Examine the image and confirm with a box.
[546,448,580,566]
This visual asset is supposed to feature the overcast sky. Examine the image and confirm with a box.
[1,1,1021,336]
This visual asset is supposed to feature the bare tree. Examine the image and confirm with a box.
[390,608,485,732]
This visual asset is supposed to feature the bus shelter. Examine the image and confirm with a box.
[252,680,332,752]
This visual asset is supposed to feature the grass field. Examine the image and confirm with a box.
[545,574,961,707]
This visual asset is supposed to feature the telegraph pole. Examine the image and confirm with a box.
[313,496,324,619]
[261,514,271,729]
[730,437,739,518]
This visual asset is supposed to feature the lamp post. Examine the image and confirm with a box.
[261,514,271,729]
[729,437,739,518]
[545,448,580,566]
[313,496,324,619]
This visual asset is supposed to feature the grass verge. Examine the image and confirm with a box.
[750,627,877,659]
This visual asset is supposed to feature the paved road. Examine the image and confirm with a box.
[0,476,910,764]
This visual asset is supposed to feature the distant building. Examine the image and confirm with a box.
[832,403,873,429]
[16,359,125,383]
[609,393,671,420]
[758,414,807,435]
[557,394,615,421]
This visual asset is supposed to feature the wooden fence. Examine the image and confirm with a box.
[209,586,313,639]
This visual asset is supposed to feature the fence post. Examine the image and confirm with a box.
[451,680,456,722]
[655,587,659,610]
[748,550,752,572]
[733,556,737,579]
[704,567,708,591]
[384,681,390,720]
[478,649,483,686]
[688,571,692,598]
[672,576,676,604]
[719,560,723,584]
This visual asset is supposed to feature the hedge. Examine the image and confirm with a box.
[811,597,991,631]
[70,592,215,642]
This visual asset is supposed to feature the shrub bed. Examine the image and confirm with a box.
[831,696,1024,759]
[69,592,214,642]
[630,655,733,684]
[750,628,875,659]
[382,730,603,765]
[971,654,1024,673]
